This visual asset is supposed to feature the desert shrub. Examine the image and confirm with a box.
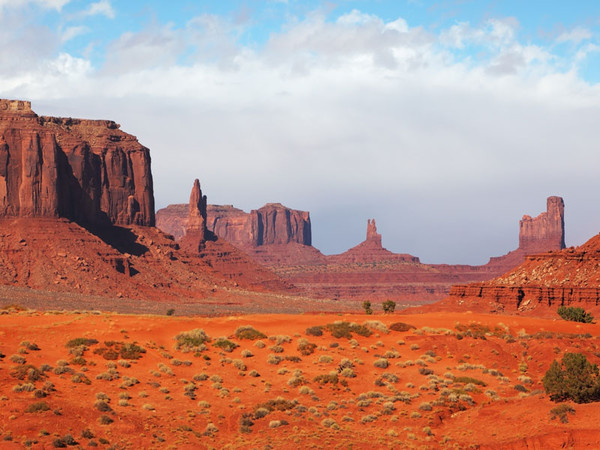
[66,338,99,348]
[94,401,112,412]
[285,355,302,363]
[235,326,267,340]
[256,397,296,413]
[297,339,317,356]
[213,338,239,352]
[240,349,253,358]
[314,373,339,385]
[175,329,210,352]
[514,384,528,393]
[98,415,113,425]
[267,354,283,365]
[364,320,389,333]
[318,355,333,364]
[362,301,373,315]
[557,306,594,323]
[305,326,323,337]
[270,345,284,353]
[9,354,26,364]
[543,353,600,403]
[25,402,50,413]
[120,343,146,360]
[373,358,389,369]
[81,429,94,439]
[325,322,372,339]
[166,308,175,316]
[454,376,486,387]
[382,300,396,314]
[11,364,44,382]
[550,404,575,423]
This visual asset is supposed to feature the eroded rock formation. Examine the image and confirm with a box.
[0,99,154,227]
[446,234,600,315]
[157,202,312,247]
[519,196,565,253]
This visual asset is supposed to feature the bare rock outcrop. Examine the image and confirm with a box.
[157,201,312,247]
[519,196,565,253]
[0,99,154,227]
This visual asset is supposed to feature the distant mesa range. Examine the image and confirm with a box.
[157,195,566,304]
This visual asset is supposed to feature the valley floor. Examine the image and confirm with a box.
[0,308,599,448]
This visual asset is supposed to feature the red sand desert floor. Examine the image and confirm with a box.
[0,308,599,449]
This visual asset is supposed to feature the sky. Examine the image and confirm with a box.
[1,0,600,264]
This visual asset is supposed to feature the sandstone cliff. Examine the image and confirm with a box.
[519,196,565,253]
[0,99,154,227]
[157,202,312,247]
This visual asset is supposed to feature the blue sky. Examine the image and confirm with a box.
[2,0,600,263]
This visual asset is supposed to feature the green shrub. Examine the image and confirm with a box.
[325,322,372,339]
[389,322,416,332]
[175,329,210,352]
[557,306,594,324]
[382,300,396,314]
[454,376,486,387]
[543,352,600,403]
[66,338,98,348]
[166,309,175,316]
[362,301,373,315]
[305,326,323,337]
[235,326,267,340]
[25,402,50,413]
[213,338,239,352]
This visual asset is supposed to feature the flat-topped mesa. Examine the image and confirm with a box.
[0,99,154,227]
[157,201,312,247]
[366,219,382,247]
[518,196,565,253]
[250,203,311,246]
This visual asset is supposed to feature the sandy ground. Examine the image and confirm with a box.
[0,308,599,448]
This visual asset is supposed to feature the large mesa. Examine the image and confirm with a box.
[0,99,154,227]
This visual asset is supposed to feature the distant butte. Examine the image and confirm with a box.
[157,196,566,305]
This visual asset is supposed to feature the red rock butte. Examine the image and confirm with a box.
[0,99,154,227]
[157,196,567,305]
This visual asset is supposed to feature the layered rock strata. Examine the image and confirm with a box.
[0,99,154,226]
[446,234,600,315]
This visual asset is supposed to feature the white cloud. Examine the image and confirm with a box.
[556,26,592,44]
[0,0,70,10]
[81,0,114,19]
[61,25,89,42]
[2,10,600,262]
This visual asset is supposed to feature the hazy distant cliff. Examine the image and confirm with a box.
[157,202,311,247]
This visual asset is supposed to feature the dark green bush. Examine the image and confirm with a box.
[557,306,594,323]
[305,326,323,337]
[543,352,600,403]
[362,301,373,315]
[65,338,98,348]
[234,326,267,340]
[325,322,372,339]
[382,300,396,314]
[213,338,239,352]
